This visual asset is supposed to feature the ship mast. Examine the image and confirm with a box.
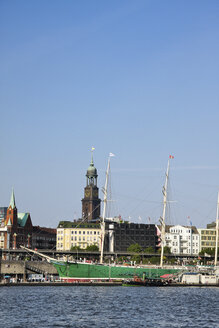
[160,157,172,267]
[214,191,219,267]
[100,153,114,264]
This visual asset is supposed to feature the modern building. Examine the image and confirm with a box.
[105,221,158,253]
[0,207,7,226]
[198,227,216,251]
[32,226,56,250]
[56,221,101,251]
[81,154,101,222]
[161,225,200,255]
[0,190,33,249]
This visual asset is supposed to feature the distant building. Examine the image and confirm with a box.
[32,226,56,250]
[56,221,101,251]
[105,222,158,252]
[158,225,200,255]
[81,154,101,221]
[198,226,217,251]
[206,222,216,229]
[0,207,7,226]
[0,190,32,249]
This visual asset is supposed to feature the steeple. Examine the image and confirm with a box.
[86,147,98,186]
[82,148,101,221]
[9,188,16,209]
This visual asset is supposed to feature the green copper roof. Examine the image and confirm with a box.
[9,188,16,209]
[87,154,97,177]
[17,213,29,227]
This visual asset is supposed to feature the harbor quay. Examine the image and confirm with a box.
[0,248,217,285]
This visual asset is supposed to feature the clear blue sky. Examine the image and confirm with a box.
[0,0,219,228]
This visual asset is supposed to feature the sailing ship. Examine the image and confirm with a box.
[21,155,181,281]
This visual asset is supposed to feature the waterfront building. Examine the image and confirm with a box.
[56,221,101,251]
[81,154,101,221]
[160,225,200,255]
[0,190,32,249]
[105,221,158,252]
[0,207,7,226]
[32,226,56,249]
[198,227,216,251]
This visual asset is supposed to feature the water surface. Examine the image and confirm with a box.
[0,286,218,328]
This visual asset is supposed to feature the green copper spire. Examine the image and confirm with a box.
[9,188,16,209]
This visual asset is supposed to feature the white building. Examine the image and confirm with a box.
[164,225,200,255]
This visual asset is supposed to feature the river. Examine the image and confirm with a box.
[0,286,218,327]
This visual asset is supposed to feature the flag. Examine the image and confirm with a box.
[91,147,95,151]
[169,155,174,159]
[109,152,115,157]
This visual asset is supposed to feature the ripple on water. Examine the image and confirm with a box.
[0,286,219,328]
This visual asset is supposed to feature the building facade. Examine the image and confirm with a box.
[105,222,158,252]
[198,228,216,251]
[56,221,101,251]
[164,225,200,255]
[0,190,32,249]
[32,226,56,249]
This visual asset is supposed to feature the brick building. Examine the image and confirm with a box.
[0,190,32,249]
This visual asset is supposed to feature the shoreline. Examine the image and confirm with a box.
[0,281,219,287]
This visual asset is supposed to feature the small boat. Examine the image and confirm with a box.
[123,275,169,287]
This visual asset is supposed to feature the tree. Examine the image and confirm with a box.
[70,246,82,251]
[127,243,142,253]
[144,246,155,254]
[86,244,99,251]
[158,246,171,254]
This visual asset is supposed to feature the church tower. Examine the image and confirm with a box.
[81,150,101,221]
[5,189,18,227]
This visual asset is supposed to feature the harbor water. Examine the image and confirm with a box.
[0,286,218,328]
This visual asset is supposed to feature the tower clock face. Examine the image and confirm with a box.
[85,189,90,197]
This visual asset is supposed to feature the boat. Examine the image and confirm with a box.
[122,275,170,287]
[21,155,181,282]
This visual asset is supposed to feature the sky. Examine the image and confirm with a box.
[0,0,219,229]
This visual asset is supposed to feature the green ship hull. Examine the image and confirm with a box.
[52,261,180,281]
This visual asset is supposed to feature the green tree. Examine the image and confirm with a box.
[144,246,155,254]
[199,248,218,256]
[86,244,99,251]
[158,246,171,254]
[70,246,82,251]
[131,255,141,264]
[127,243,142,253]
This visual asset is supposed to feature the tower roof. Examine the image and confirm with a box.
[86,150,97,177]
[9,188,16,209]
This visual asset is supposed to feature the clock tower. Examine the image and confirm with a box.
[81,151,101,221]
